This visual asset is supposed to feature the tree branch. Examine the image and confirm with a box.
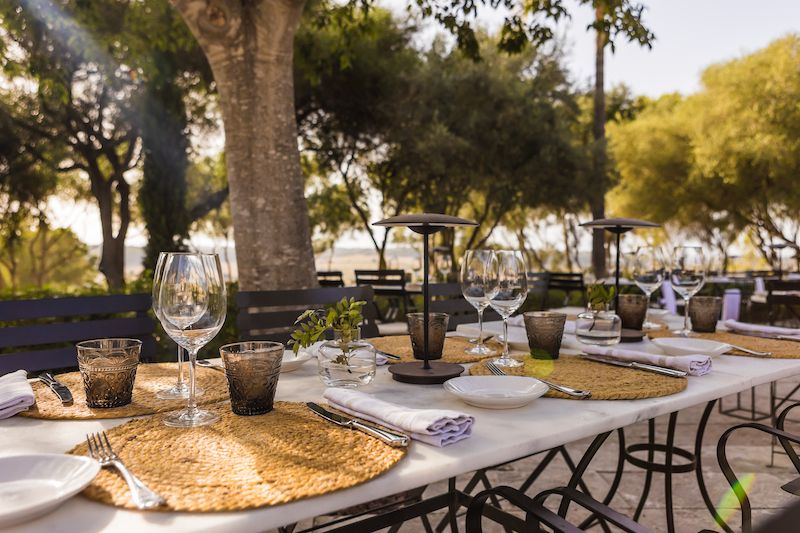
[189,185,230,221]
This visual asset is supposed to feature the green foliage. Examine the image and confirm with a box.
[587,282,615,309]
[289,298,366,355]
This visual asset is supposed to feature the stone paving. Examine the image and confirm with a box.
[291,378,800,533]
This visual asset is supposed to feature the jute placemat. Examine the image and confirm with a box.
[69,402,406,512]
[648,330,800,359]
[367,335,502,364]
[469,355,687,400]
[22,363,228,420]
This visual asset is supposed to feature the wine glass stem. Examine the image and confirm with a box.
[477,307,485,347]
[502,318,509,358]
[643,289,652,325]
[177,345,184,387]
[683,297,690,332]
[187,347,199,414]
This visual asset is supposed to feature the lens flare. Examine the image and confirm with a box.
[715,472,756,525]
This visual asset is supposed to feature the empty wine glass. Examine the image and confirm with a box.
[160,253,227,427]
[436,250,453,281]
[670,246,706,337]
[460,250,498,356]
[153,252,202,400]
[632,246,666,330]
[488,250,528,368]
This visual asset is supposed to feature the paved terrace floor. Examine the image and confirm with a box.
[291,378,800,533]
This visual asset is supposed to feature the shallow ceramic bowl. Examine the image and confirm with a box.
[0,454,100,528]
[444,376,549,409]
[280,350,313,373]
[651,337,730,357]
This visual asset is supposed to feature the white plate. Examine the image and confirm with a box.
[651,337,730,357]
[0,454,99,528]
[649,309,670,317]
[281,350,313,372]
[444,376,549,409]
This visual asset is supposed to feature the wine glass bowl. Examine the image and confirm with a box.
[488,250,528,368]
[632,246,666,330]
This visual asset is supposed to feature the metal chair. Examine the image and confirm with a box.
[429,283,499,331]
[527,272,587,310]
[0,294,156,374]
[466,485,651,532]
[766,279,800,325]
[317,271,345,287]
[717,402,800,533]
[354,270,413,321]
[236,286,380,344]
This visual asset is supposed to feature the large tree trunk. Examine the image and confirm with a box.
[591,6,608,279]
[171,0,316,290]
[93,174,128,290]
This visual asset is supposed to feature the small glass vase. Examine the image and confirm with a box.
[575,305,622,346]
[318,328,376,388]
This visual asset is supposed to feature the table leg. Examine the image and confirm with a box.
[448,477,459,533]
[664,412,678,533]
[696,399,736,533]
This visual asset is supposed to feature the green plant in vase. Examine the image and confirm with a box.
[587,283,616,311]
[290,298,376,387]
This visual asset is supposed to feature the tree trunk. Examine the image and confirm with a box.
[591,6,608,279]
[94,175,127,290]
[171,0,316,290]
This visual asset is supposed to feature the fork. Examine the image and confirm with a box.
[486,361,592,399]
[86,431,166,509]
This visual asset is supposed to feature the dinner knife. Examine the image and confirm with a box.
[306,402,409,448]
[581,355,687,378]
[729,331,800,343]
[376,351,402,361]
[37,372,74,405]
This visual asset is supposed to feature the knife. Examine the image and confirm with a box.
[36,372,74,405]
[376,351,402,361]
[581,355,687,378]
[306,402,409,447]
[729,331,800,343]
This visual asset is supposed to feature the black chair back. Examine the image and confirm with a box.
[429,283,500,330]
[236,286,380,344]
[526,272,586,309]
[354,270,407,294]
[317,271,345,288]
[0,294,156,374]
[766,280,800,325]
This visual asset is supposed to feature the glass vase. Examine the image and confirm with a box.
[318,328,376,388]
[575,306,622,346]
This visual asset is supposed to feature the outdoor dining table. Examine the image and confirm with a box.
[4,312,800,532]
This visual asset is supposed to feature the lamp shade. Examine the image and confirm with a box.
[580,218,660,234]
[373,213,477,234]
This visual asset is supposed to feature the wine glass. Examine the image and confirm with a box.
[670,246,706,337]
[153,252,202,400]
[488,250,528,368]
[436,251,453,282]
[460,250,498,356]
[632,246,666,330]
[160,253,227,427]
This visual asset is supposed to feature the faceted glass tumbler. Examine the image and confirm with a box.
[689,296,722,333]
[220,341,284,415]
[617,294,649,331]
[523,312,566,360]
[76,338,141,408]
[407,313,449,360]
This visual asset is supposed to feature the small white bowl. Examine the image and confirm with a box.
[651,337,730,357]
[444,376,549,409]
[280,350,313,373]
[0,454,100,528]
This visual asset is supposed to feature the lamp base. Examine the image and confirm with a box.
[388,361,464,384]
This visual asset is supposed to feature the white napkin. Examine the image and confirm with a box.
[0,370,35,419]
[723,320,800,341]
[507,315,576,334]
[581,345,712,376]
[323,388,474,447]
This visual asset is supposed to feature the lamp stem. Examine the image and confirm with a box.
[614,231,621,312]
[423,231,431,370]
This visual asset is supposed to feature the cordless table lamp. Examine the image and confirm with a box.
[373,213,477,384]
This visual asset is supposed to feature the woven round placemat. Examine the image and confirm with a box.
[469,355,687,400]
[21,363,228,420]
[648,330,800,358]
[367,335,502,364]
[69,402,406,512]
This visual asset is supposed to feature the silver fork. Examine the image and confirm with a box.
[486,361,592,399]
[86,431,166,509]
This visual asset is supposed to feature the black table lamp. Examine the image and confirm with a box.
[373,213,477,384]
[580,217,660,311]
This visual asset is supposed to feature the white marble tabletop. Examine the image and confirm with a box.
[4,319,800,532]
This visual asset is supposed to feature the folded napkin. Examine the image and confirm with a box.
[582,345,712,376]
[507,315,576,334]
[0,370,35,419]
[723,320,800,341]
[323,388,474,447]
